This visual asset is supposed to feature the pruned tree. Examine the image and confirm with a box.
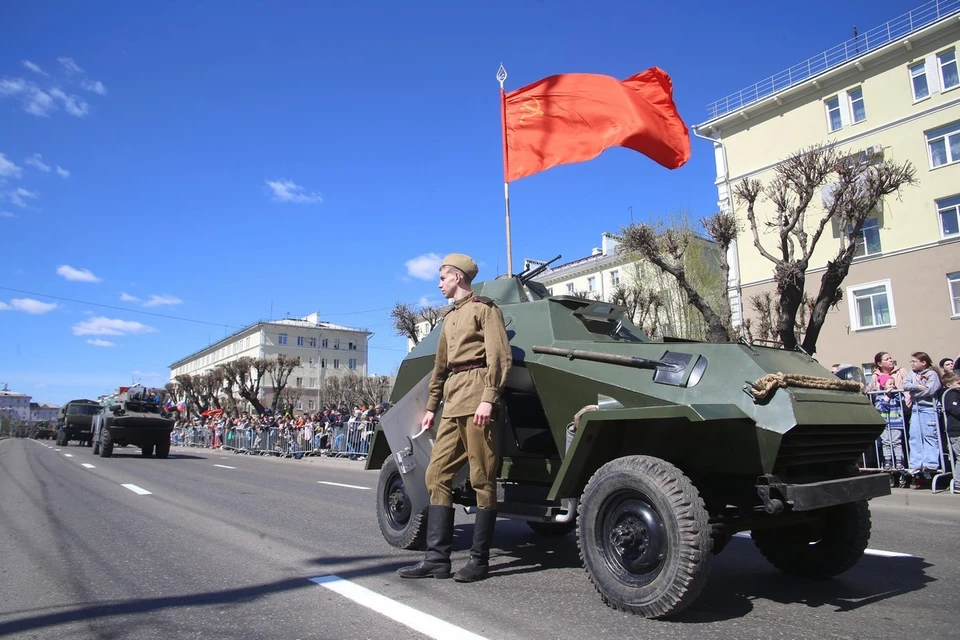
[221,356,269,417]
[196,369,225,412]
[619,210,737,342]
[173,374,202,416]
[265,354,299,413]
[742,290,814,346]
[734,143,916,353]
[216,364,241,417]
[391,301,448,346]
[277,385,305,414]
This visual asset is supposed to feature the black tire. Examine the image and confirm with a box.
[141,443,154,457]
[155,439,170,459]
[376,456,427,550]
[99,430,113,458]
[751,500,871,578]
[578,455,713,619]
[92,436,100,455]
[528,520,577,536]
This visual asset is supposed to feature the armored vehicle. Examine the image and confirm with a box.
[92,385,175,459]
[56,399,101,446]
[368,272,890,619]
[35,422,57,440]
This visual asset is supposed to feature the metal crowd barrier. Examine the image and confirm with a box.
[863,390,955,493]
[171,420,375,461]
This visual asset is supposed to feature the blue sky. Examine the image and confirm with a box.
[1,0,916,404]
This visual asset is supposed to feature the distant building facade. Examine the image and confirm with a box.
[0,385,32,422]
[169,313,373,413]
[696,1,960,372]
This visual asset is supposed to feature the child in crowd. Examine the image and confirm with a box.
[903,351,943,480]
[873,374,906,472]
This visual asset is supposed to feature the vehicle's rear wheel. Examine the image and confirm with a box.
[376,456,427,550]
[155,439,170,459]
[141,443,154,457]
[578,455,713,619]
[99,430,113,458]
[751,500,870,578]
[527,520,577,536]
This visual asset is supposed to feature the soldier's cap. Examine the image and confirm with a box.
[441,253,478,280]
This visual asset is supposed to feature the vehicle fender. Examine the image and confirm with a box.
[547,403,755,500]
[364,427,391,471]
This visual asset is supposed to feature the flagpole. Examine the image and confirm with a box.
[497,63,513,277]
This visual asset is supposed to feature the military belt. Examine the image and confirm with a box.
[449,360,486,374]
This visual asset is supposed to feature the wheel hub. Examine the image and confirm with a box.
[599,494,667,582]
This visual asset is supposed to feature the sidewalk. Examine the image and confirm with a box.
[872,486,960,512]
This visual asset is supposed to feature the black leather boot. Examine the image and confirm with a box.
[454,508,497,583]
[398,505,454,579]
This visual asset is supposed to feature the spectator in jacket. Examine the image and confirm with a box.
[873,374,906,471]
[903,352,942,475]
[941,372,960,491]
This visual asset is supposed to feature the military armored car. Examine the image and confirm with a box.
[367,272,890,619]
[92,385,175,458]
[56,399,101,446]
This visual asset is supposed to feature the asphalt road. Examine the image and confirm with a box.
[1,436,957,640]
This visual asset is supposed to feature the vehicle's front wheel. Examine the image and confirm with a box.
[141,443,154,458]
[155,439,170,459]
[751,500,870,578]
[578,455,713,619]
[99,430,113,458]
[376,456,427,550]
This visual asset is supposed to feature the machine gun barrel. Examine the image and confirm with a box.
[518,254,562,285]
[532,345,679,371]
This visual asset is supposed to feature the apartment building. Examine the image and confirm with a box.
[696,0,960,373]
[169,312,372,412]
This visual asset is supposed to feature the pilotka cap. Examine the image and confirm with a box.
[442,253,478,280]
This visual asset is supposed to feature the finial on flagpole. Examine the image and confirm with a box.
[497,63,507,88]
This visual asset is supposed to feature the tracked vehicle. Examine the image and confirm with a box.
[367,270,890,619]
[92,385,175,459]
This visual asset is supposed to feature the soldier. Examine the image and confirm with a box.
[398,253,512,583]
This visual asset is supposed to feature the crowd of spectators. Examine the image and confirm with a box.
[854,350,960,490]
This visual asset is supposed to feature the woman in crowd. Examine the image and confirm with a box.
[867,351,908,393]
[902,351,943,477]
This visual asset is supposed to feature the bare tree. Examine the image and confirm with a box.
[173,374,202,416]
[391,301,449,346]
[277,385,305,414]
[196,369,226,412]
[734,144,916,353]
[742,291,814,346]
[619,211,737,342]
[265,355,299,413]
[221,357,269,417]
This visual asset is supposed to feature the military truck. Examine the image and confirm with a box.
[56,399,101,446]
[367,273,891,619]
[92,385,175,458]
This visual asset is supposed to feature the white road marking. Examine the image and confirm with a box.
[310,575,490,640]
[317,481,370,490]
[54,448,61,451]
[213,464,236,469]
[81,463,96,469]
[64,454,74,458]
[121,484,152,496]
[731,532,912,557]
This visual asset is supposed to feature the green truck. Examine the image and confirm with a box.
[368,273,890,619]
[56,399,101,446]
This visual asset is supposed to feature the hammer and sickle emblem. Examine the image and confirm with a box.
[518,97,544,125]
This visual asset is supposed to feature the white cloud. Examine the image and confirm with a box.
[49,88,89,117]
[143,294,182,307]
[86,339,115,347]
[0,211,15,219]
[0,298,58,314]
[72,316,156,336]
[0,153,22,179]
[24,153,51,172]
[0,79,57,117]
[56,264,102,283]
[0,78,27,95]
[58,57,83,74]
[81,79,107,95]
[22,60,47,76]
[266,179,323,204]
[119,292,140,303]
[8,187,38,208]
[55,165,70,178]
[405,253,442,280]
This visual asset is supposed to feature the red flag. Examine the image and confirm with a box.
[501,68,690,182]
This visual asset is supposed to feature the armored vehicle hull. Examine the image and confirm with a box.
[57,399,100,447]
[92,386,174,459]
[369,276,890,619]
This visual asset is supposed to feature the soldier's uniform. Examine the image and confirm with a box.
[399,253,512,583]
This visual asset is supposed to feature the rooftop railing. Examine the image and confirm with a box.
[704,0,960,120]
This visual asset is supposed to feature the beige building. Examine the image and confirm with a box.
[169,312,372,412]
[696,1,960,376]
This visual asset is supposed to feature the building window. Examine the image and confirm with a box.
[910,62,929,101]
[938,195,960,238]
[349,358,358,370]
[308,400,315,411]
[587,276,596,292]
[308,357,315,368]
[334,339,340,350]
[847,280,896,331]
[927,121,960,167]
[939,49,959,91]
[321,338,328,348]
[349,341,358,350]
[295,377,303,387]
[278,333,287,345]
[309,377,317,388]
[297,336,304,347]
[309,337,317,347]
[825,96,842,132]
[333,359,340,369]
[296,400,303,410]
[566,283,575,294]
[611,270,620,286]
[848,218,881,257]
[948,272,960,317]
[321,358,326,368]
[848,88,866,123]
